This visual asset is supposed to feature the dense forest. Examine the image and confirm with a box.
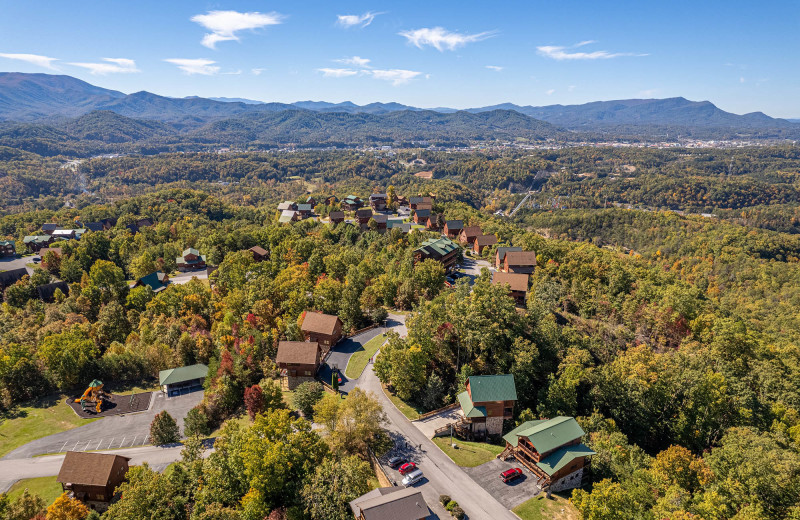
[1,144,800,519]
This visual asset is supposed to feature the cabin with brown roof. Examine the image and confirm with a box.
[350,486,432,520]
[371,214,388,231]
[473,234,498,255]
[249,246,269,262]
[459,226,482,245]
[276,341,321,389]
[495,247,522,269]
[356,208,374,226]
[409,196,433,209]
[39,247,63,260]
[369,193,388,211]
[301,311,343,353]
[504,251,537,274]
[57,451,130,512]
[425,214,443,231]
[413,208,431,224]
[329,211,345,224]
[37,281,70,302]
[492,271,529,305]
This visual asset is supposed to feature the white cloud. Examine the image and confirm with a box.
[537,40,647,60]
[486,65,503,71]
[0,53,59,70]
[336,56,371,68]
[68,58,139,75]
[164,58,220,75]
[318,68,359,78]
[191,10,284,49]
[370,69,422,85]
[337,12,382,28]
[639,89,659,97]
[251,68,267,76]
[546,89,555,95]
[399,27,494,51]
[740,76,746,83]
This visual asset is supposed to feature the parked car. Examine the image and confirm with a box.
[452,272,467,279]
[388,456,403,468]
[402,468,424,487]
[399,462,417,475]
[501,468,524,483]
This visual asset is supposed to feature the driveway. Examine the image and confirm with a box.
[2,390,203,460]
[412,406,464,439]
[171,270,208,285]
[463,458,541,509]
[457,257,493,286]
[318,314,406,394]
[0,255,33,274]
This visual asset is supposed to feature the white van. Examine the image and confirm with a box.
[401,468,424,487]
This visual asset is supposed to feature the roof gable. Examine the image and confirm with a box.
[301,311,341,336]
[496,246,522,262]
[57,451,130,487]
[351,486,429,520]
[159,364,209,386]
[492,272,529,292]
[506,251,537,266]
[507,416,586,454]
[467,374,517,403]
[536,443,596,476]
[276,341,320,365]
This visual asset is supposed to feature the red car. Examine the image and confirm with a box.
[501,468,523,483]
[399,462,417,475]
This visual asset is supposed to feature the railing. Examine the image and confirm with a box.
[418,402,460,421]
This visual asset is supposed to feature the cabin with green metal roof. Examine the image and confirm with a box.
[456,374,517,438]
[0,240,15,257]
[499,416,595,491]
[413,237,460,271]
[176,248,206,272]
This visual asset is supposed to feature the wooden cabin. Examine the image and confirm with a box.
[369,193,388,211]
[0,240,15,257]
[56,451,130,512]
[301,311,343,353]
[413,208,431,225]
[459,226,482,245]
[329,211,345,224]
[249,246,269,262]
[350,487,431,520]
[473,234,498,255]
[414,237,460,271]
[504,251,537,274]
[457,374,517,438]
[276,341,321,390]
[443,220,463,239]
[491,271,529,306]
[176,248,206,271]
[495,247,522,269]
[499,417,595,492]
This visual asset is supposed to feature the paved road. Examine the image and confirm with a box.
[171,270,208,285]
[360,361,518,520]
[0,255,33,274]
[0,444,208,493]
[317,314,406,393]
[2,390,203,460]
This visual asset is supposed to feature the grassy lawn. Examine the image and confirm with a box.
[110,382,160,396]
[513,492,579,520]
[208,413,250,438]
[380,384,423,421]
[0,395,98,458]
[432,437,505,467]
[7,476,63,506]
[345,333,387,379]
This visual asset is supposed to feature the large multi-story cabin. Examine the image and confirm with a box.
[457,374,517,438]
[176,248,206,271]
[414,237,460,272]
[0,240,15,257]
[341,195,364,211]
[500,416,595,492]
[276,341,321,389]
[56,451,130,512]
[369,193,388,211]
[301,311,343,353]
[504,251,537,274]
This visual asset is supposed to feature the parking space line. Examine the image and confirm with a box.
[96,439,103,450]
[82,440,93,451]
[59,441,69,453]
[119,436,126,448]
[130,434,138,447]
[107,437,115,449]
[71,441,80,451]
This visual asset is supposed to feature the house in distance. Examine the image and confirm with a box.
[176,248,206,271]
[159,363,209,397]
[301,311,343,353]
[414,237,460,271]
[457,374,517,438]
[491,271,529,306]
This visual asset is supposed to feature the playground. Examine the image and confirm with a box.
[66,380,152,419]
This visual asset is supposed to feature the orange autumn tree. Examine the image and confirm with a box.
[46,493,89,520]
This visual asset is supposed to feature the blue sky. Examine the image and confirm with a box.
[1,1,798,117]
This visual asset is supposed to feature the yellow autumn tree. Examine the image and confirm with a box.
[46,492,89,520]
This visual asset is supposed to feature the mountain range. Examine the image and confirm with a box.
[0,72,797,153]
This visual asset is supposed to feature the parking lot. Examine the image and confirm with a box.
[463,458,541,509]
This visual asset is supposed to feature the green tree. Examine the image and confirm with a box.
[5,489,46,520]
[313,388,387,455]
[150,410,180,445]
[184,407,211,437]
[292,381,324,418]
[301,455,372,520]
[88,259,128,304]
[413,258,446,300]
[38,327,99,389]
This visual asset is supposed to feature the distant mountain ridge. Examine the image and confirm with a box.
[0,72,797,139]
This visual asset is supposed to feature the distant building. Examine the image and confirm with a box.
[425,214,443,231]
[248,246,269,262]
[356,208,374,226]
[504,251,537,274]
[0,268,29,292]
[495,247,522,270]
[350,486,431,520]
[159,363,209,396]
[57,451,130,512]
[296,203,313,218]
[306,196,318,207]
[457,374,517,438]
[38,247,63,260]
[37,281,70,302]
[23,235,53,252]
[278,201,298,212]
[443,220,463,239]
[414,237,460,271]
[176,248,206,271]
[413,208,431,225]
[409,196,433,209]
[341,195,364,211]
[42,223,59,235]
[329,211,345,224]
[301,311,343,353]
[276,341,321,390]
[500,416,595,492]
[459,226,482,245]
[130,271,170,293]
[473,235,498,255]
[0,240,15,257]
[279,210,300,223]
[369,193,388,211]
[491,271,529,305]
[372,213,388,231]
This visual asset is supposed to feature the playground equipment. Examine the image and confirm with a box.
[78,379,109,413]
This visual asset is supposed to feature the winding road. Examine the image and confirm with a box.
[0,312,516,519]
